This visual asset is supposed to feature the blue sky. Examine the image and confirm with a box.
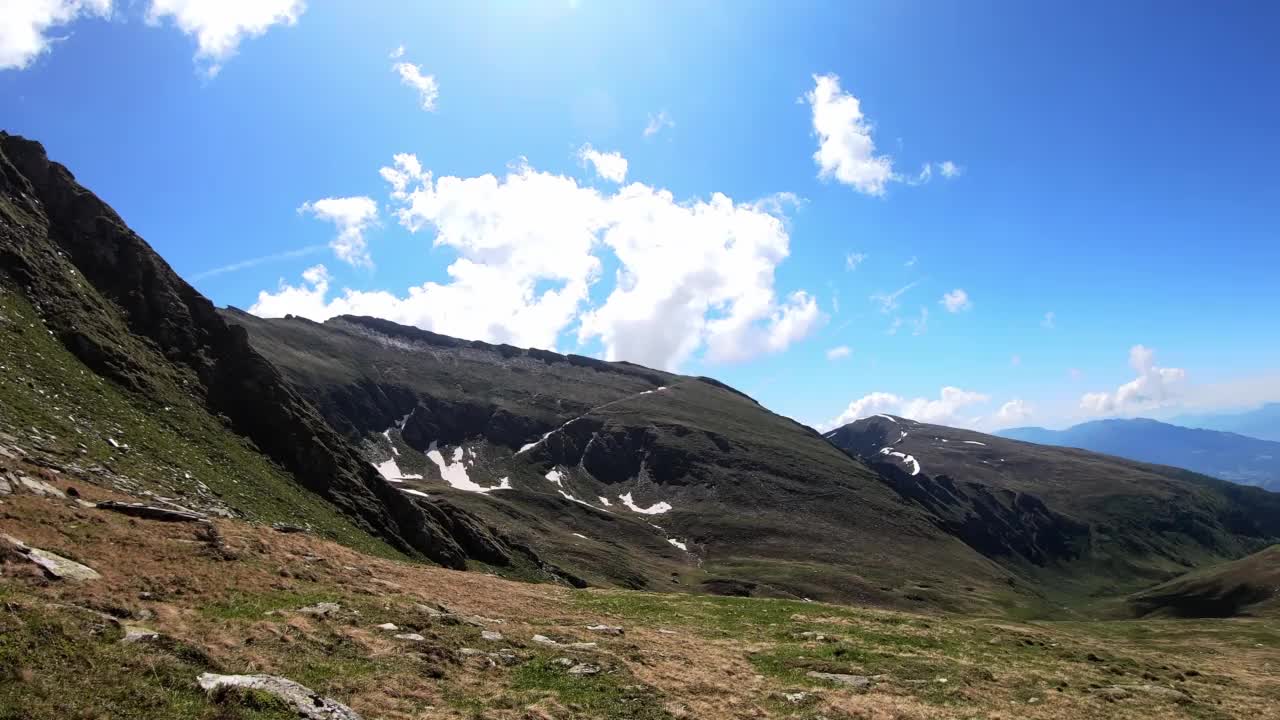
[3,1,1278,431]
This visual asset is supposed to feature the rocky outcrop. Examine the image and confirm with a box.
[2,534,101,581]
[197,673,362,719]
[0,132,511,570]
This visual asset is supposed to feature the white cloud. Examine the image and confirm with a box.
[576,143,628,183]
[826,345,851,361]
[1079,345,1187,415]
[643,110,674,138]
[190,243,326,281]
[0,0,112,70]
[904,255,917,268]
[389,44,404,59]
[911,306,929,336]
[939,160,962,178]
[298,196,379,268]
[995,398,1032,425]
[940,288,972,313]
[844,252,866,271]
[255,153,820,367]
[393,60,439,111]
[1041,311,1056,329]
[821,386,991,431]
[146,0,304,76]
[870,281,917,314]
[805,73,894,196]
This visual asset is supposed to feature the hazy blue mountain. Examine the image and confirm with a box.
[998,418,1280,491]
[1171,403,1280,442]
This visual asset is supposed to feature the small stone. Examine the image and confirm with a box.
[394,633,425,642]
[552,657,575,667]
[806,671,872,690]
[121,626,161,644]
[586,624,624,636]
[782,691,812,704]
[568,663,601,676]
[375,623,399,631]
[532,634,558,645]
[481,630,504,641]
[296,602,341,617]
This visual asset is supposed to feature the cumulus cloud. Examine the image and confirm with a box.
[577,143,628,183]
[146,0,304,76]
[940,288,972,313]
[805,74,895,196]
[1041,311,1056,329]
[995,398,1032,425]
[826,345,852,360]
[821,387,991,431]
[0,0,112,70]
[255,153,821,367]
[1080,345,1187,415]
[298,196,379,268]
[844,252,866,271]
[393,59,438,111]
[643,110,673,138]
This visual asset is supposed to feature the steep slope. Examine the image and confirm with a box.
[1127,545,1280,618]
[825,415,1280,606]
[1173,402,1280,442]
[0,132,536,573]
[999,418,1280,491]
[226,311,1020,610]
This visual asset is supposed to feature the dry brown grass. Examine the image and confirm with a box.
[2,457,1278,720]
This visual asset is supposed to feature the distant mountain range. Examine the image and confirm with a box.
[998,418,1280,491]
[1172,403,1280,442]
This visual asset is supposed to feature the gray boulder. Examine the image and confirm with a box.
[197,673,362,720]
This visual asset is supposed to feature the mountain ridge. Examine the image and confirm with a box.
[999,418,1280,491]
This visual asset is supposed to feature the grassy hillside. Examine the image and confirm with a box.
[826,416,1280,612]
[1128,545,1280,618]
[2,463,1277,720]
[0,284,402,559]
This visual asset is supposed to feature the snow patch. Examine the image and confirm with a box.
[572,533,588,540]
[545,469,564,487]
[619,492,672,515]
[963,440,987,446]
[376,457,423,482]
[598,496,612,507]
[383,429,400,456]
[401,488,430,498]
[668,538,689,551]
[426,441,509,493]
[879,449,921,476]
[875,414,898,423]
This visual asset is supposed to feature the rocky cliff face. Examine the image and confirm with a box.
[0,132,527,571]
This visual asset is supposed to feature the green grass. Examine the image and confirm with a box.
[0,287,402,561]
[0,602,296,720]
[505,658,673,719]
